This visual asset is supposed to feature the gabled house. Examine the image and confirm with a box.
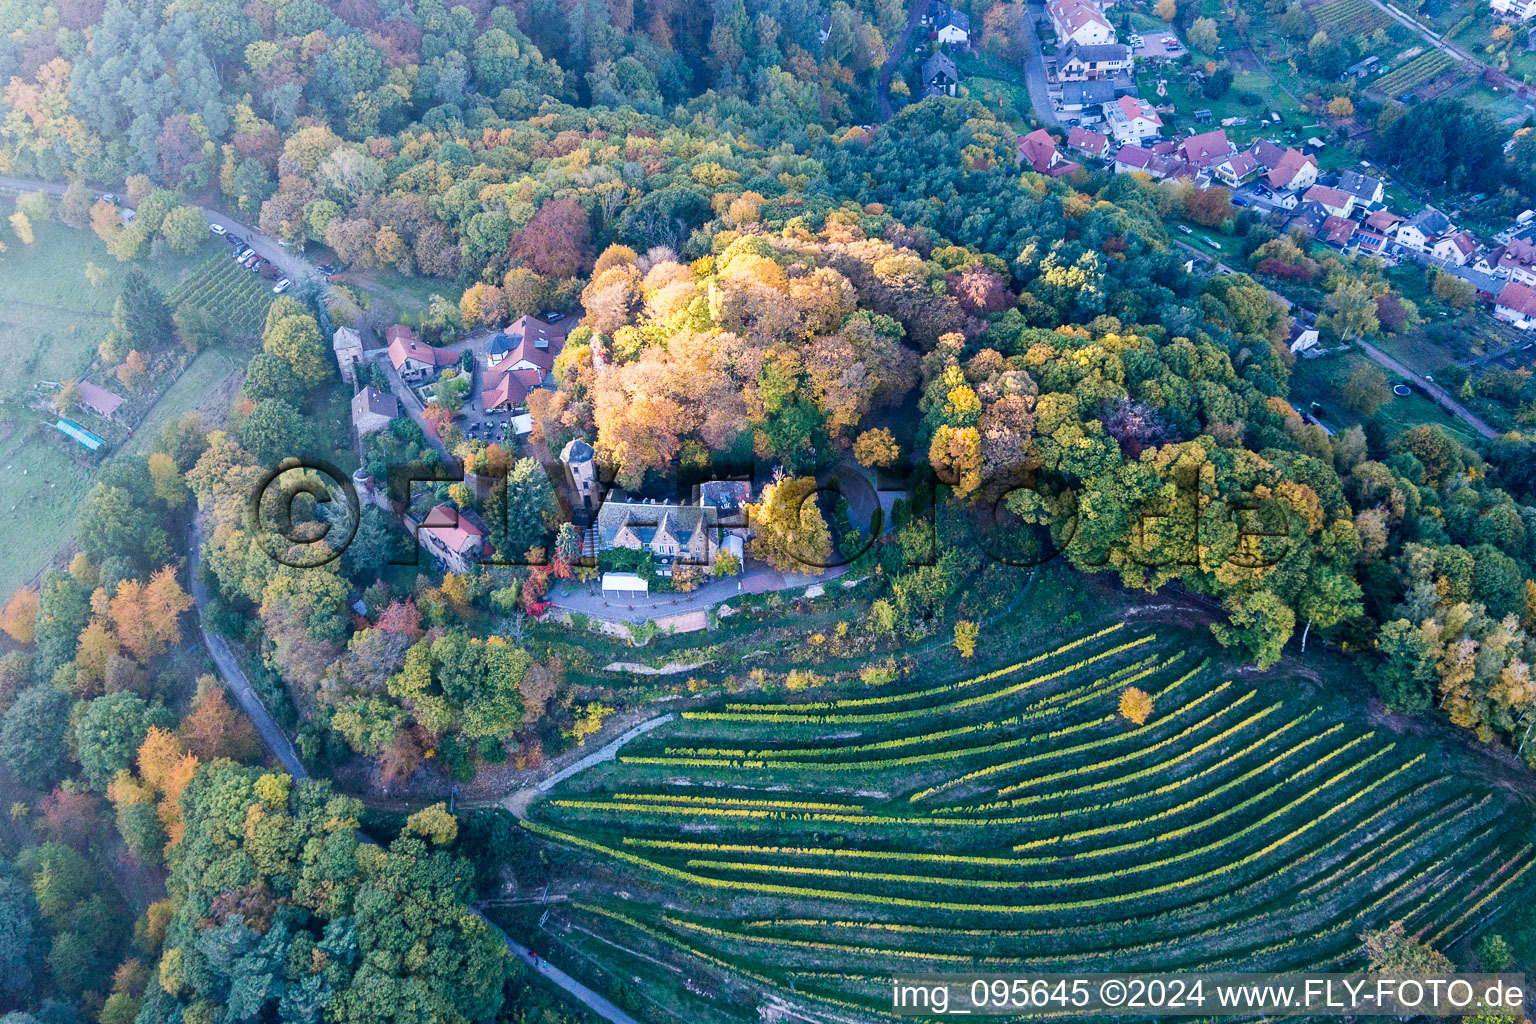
[1336,170,1386,207]
[1495,280,1536,328]
[76,381,124,420]
[1105,95,1162,144]
[596,495,723,575]
[1496,237,1536,286]
[1364,209,1404,236]
[1113,144,1162,177]
[1302,184,1355,219]
[1492,0,1536,20]
[1046,0,1116,45]
[935,5,970,43]
[1067,126,1110,158]
[1320,215,1357,249]
[351,386,399,436]
[387,325,458,378]
[1213,149,1259,188]
[1056,41,1131,80]
[487,315,570,383]
[1263,147,1319,193]
[1058,79,1118,116]
[1018,128,1081,176]
[1177,129,1234,168]
[1287,201,1330,237]
[1287,320,1320,353]
[1431,230,1479,266]
[922,51,959,97]
[482,366,542,412]
[411,504,487,573]
[1396,207,1454,252]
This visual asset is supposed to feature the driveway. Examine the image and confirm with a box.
[1020,3,1058,127]
[547,562,851,624]
[1356,339,1500,440]
[877,0,930,121]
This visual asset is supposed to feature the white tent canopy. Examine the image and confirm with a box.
[602,572,649,599]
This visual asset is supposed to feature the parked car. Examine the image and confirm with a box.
[272,278,292,294]
[225,234,244,248]
[1231,197,1248,207]
[1177,224,1193,234]
[543,311,565,322]
[209,223,226,236]
[234,247,253,261]
[1202,236,1222,250]
[242,253,261,268]
[97,192,115,204]
[316,263,337,275]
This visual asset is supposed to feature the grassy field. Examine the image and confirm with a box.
[1289,350,1477,443]
[127,347,244,453]
[516,620,1536,1020]
[0,429,96,596]
[0,221,218,400]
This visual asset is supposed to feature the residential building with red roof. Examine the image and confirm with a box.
[387,325,459,377]
[1495,280,1536,329]
[1177,129,1233,168]
[1066,126,1110,159]
[1105,95,1162,144]
[1018,129,1080,176]
[1302,184,1355,219]
[411,504,487,573]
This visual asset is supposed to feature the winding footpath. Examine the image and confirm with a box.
[1356,340,1499,440]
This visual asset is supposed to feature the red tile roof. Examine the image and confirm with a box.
[1178,129,1232,166]
[419,504,485,555]
[1303,184,1351,210]
[1499,280,1536,317]
[1019,128,1060,174]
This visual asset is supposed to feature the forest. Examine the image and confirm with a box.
[3,0,1536,1021]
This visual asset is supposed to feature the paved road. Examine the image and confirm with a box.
[1359,0,1476,68]
[1356,339,1500,440]
[187,519,308,779]
[1019,3,1057,127]
[877,0,930,121]
[535,714,675,793]
[503,936,643,1024]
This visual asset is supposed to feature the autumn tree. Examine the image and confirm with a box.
[854,427,901,468]
[747,474,833,571]
[1,587,37,644]
[1120,686,1153,724]
[953,619,979,658]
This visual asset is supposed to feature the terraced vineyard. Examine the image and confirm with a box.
[1373,50,1458,97]
[521,623,1536,1023]
[1309,0,1391,39]
[166,252,275,331]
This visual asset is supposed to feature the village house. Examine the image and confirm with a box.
[1055,41,1131,80]
[1067,126,1110,159]
[76,381,124,421]
[1364,209,1404,237]
[485,315,571,381]
[1019,128,1081,176]
[350,386,399,436]
[1212,149,1259,188]
[1431,230,1479,267]
[1302,184,1355,220]
[387,325,458,379]
[933,4,970,43]
[1495,280,1536,328]
[1058,79,1119,119]
[1319,215,1357,250]
[1256,144,1318,193]
[1491,0,1536,20]
[1177,129,1234,169]
[1113,143,1162,177]
[1336,170,1387,207]
[1105,95,1162,144]
[1395,207,1455,253]
[1047,0,1116,46]
[922,51,959,97]
[1496,237,1536,286]
[410,504,487,573]
[1287,320,1320,353]
[332,326,364,384]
